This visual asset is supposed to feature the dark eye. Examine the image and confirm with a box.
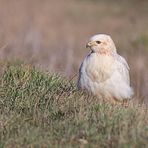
[96,41,101,44]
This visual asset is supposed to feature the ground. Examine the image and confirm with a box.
[0,63,147,147]
[0,0,148,147]
[0,0,148,101]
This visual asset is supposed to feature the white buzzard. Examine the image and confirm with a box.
[78,34,134,103]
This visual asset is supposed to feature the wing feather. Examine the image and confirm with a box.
[115,54,130,85]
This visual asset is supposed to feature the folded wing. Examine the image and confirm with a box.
[115,54,130,85]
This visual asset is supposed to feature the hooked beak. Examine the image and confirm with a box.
[86,42,92,48]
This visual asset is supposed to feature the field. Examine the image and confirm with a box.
[0,0,148,101]
[0,0,148,147]
[0,63,147,147]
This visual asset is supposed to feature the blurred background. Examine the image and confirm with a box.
[0,0,148,102]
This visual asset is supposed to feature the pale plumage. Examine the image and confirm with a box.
[78,34,134,102]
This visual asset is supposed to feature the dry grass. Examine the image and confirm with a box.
[0,0,148,102]
[0,1,148,146]
[0,63,147,147]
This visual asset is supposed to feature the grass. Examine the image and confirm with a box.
[0,0,148,101]
[0,62,147,147]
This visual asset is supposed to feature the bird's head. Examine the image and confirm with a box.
[86,34,117,54]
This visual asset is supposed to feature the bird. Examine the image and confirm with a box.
[77,34,134,103]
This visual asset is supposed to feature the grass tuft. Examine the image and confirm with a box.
[0,63,147,147]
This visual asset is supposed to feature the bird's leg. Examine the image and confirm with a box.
[122,100,129,107]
